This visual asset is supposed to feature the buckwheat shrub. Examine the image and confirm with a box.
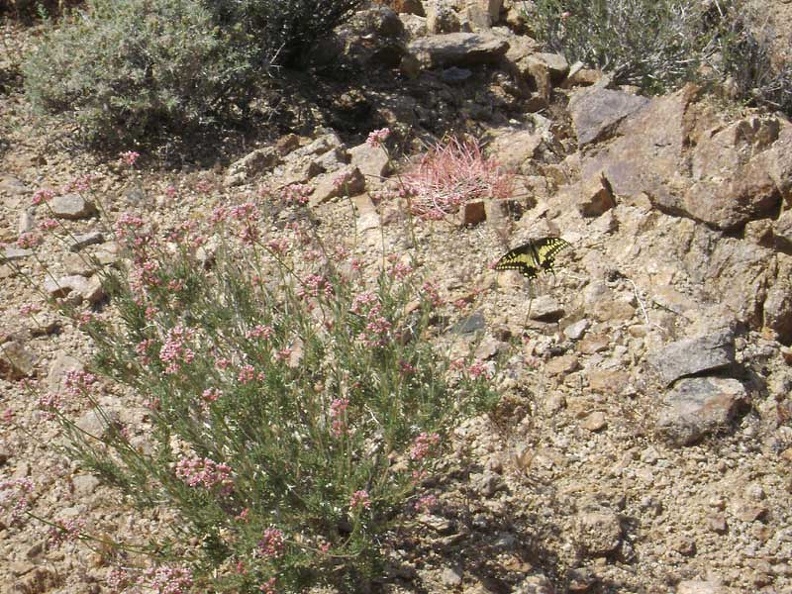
[36,183,497,591]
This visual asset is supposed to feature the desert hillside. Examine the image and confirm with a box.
[1,1,791,593]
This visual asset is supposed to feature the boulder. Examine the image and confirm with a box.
[407,32,509,68]
[656,377,746,446]
[648,328,736,387]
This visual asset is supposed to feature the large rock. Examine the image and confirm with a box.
[569,86,649,147]
[579,87,792,231]
[648,328,736,387]
[656,377,746,446]
[763,255,792,344]
[580,85,697,201]
[225,147,282,187]
[407,32,509,68]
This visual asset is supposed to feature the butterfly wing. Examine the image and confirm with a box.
[534,238,570,273]
[495,238,570,279]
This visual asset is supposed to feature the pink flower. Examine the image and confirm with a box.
[366,127,391,148]
[414,493,438,512]
[16,232,43,249]
[37,392,63,417]
[63,174,95,194]
[48,517,86,546]
[350,489,371,510]
[174,456,233,492]
[237,364,263,384]
[201,387,222,403]
[38,218,59,232]
[466,360,494,380]
[32,188,55,205]
[257,527,285,558]
[259,577,277,594]
[141,565,194,594]
[246,325,274,340]
[19,303,41,316]
[0,477,34,525]
[159,325,196,374]
[64,370,98,398]
[410,432,440,461]
[119,150,140,166]
[281,183,311,205]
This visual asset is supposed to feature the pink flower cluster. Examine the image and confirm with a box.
[63,369,98,398]
[257,527,285,558]
[349,489,371,510]
[16,232,43,249]
[48,517,86,546]
[174,455,233,492]
[0,477,34,525]
[246,324,274,340]
[159,325,196,374]
[142,564,194,594]
[118,150,140,167]
[237,364,265,384]
[280,183,311,206]
[297,274,333,299]
[410,432,440,461]
[366,127,391,148]
[350,291,392,347]
[466,360,494,380]
[329,397,349,437]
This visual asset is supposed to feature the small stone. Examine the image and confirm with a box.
[18,210,35,234]
[76,408,119,439]
[578,172,616,217]
[440,566,463,586]
[50,193,97,220]
[72,474,101,496]
[349,141,391,180]
[461,200,486,226]
[576,511,622,556]
[581,411,607,432]
[68,231,104,252]
[527,295,565,321]
[310,166,365,206]
[1,246,33,264]
[707,512,728,534]
[46,352,83,393]
[0,340,38,379]
[544,354,579,376]
[563,318,590,340]
[43,274,105,305]
[676,580,730,594]
[224,147,282,186]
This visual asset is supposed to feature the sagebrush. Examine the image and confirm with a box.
[531,0,792,114]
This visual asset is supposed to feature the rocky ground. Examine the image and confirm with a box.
[2,1,792,593]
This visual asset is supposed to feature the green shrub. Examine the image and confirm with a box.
[531,0,792,115]
[531,0,712,93]
[21,0,368,150]
[22,0,257,150]
[205,0,367,66]
[26,173,497,592]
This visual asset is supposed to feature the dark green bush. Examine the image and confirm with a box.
[22,0,256,149]
[21,0,367,150]
[531,0,792,115]
[206,0,367,66]
[531,0,712,93]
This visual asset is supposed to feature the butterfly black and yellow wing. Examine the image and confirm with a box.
[495,238,570,279]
